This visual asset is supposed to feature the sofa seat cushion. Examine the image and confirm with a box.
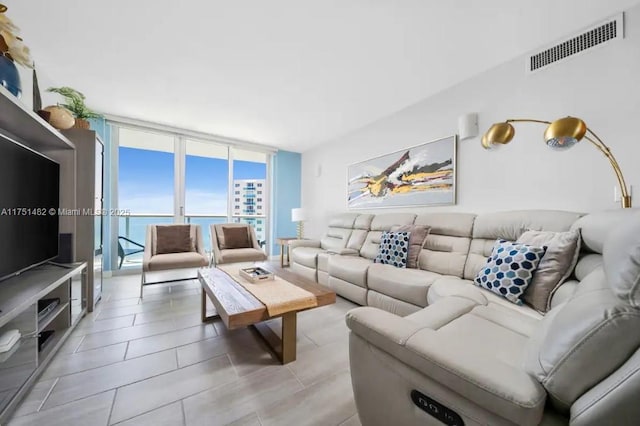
[148,252,208,271]
[328,255,372,287]
[292,247,326,268]
[368,264,441,307]
[427,277,488,305]
[431,309,531,368]
[428,278,542,320]
[219,248,267,264]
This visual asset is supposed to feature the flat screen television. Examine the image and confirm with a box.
[0,132,60,282]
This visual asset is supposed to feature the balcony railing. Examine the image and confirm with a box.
[117,213,267,269]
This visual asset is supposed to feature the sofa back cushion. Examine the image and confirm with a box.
[354,214,374,230]
[464,210,582,280]
[414,213,475,277]
[347,229,369,251]
[344,214,374,251]
[328,213,359,228]
[359,213,415,259]
[320,227,352,251]
[570,209,640,282]
[318,213,358,250]
[524,219,640,412]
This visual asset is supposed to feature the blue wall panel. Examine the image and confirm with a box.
[271,150,301,255]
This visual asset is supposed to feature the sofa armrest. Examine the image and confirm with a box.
[346,307,546,426]
[326,248,359,256]
[288,239,321,250]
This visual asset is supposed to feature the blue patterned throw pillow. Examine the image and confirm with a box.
[374,231,411,268]
[474,240,547,305]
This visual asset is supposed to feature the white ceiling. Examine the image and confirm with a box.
[5,0,640,151]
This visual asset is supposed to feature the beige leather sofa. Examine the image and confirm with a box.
[291,210,583,318]
[346,209,640,425]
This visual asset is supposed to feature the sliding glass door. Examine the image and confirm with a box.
[115,126,270,269]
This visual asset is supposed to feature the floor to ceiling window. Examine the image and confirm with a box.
[117,127,175,268]
[231,148,268,246]
[114,125,271,269]
[184,139,229,251]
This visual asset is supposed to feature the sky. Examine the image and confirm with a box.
[119,147,267,215]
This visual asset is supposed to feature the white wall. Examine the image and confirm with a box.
[301,5,640,238]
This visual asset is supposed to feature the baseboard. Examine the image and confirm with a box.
[111,268,142,277]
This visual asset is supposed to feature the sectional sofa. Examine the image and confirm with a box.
[291,208,640,425]
[291,210,584,318]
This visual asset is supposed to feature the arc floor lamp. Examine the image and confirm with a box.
[481,116,632,208]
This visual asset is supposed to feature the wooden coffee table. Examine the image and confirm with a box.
[199,262,336,364]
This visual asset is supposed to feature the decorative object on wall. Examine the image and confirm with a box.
[46,86,103,129]
[0,3,34,98]
[42,105,75,130]
[291,208,306,239]
[482,116,632,208]
[348,135,456,209]
[458,113,479,140]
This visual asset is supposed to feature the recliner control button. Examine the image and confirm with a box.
[411,390,464,426]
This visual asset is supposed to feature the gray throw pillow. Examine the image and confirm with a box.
[517,229,581,312]
[393,225,430,269]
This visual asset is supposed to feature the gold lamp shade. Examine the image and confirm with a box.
[544,117,587,150]
[481,122,515,149]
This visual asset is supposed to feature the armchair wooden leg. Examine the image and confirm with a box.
[140,272,144,299]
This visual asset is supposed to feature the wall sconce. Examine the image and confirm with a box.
[458,113,479,140]
[482,116,631,208]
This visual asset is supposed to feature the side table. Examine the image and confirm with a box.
[276,237,299,267]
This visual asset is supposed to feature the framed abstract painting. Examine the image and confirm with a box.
[347,135,456,209]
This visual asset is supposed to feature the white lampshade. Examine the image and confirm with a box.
[291,208,306,222]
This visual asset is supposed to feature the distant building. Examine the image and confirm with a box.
[232,179,266,244]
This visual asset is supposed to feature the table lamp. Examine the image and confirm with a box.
[291,208,306,239]
[481,116,631,208]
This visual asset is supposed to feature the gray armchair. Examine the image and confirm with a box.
[141,224,209,298]
[210,223,267,265]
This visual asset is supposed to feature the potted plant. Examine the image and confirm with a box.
[47,86,103,129]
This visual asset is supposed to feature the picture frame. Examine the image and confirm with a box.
[347,135,457,209]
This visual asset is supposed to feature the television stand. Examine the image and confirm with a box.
[43,261,74,269]
[0,262,87,423]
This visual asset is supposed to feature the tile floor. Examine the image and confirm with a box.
[9,271,361,426]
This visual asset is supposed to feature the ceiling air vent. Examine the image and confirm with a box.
[527,13,624,73]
